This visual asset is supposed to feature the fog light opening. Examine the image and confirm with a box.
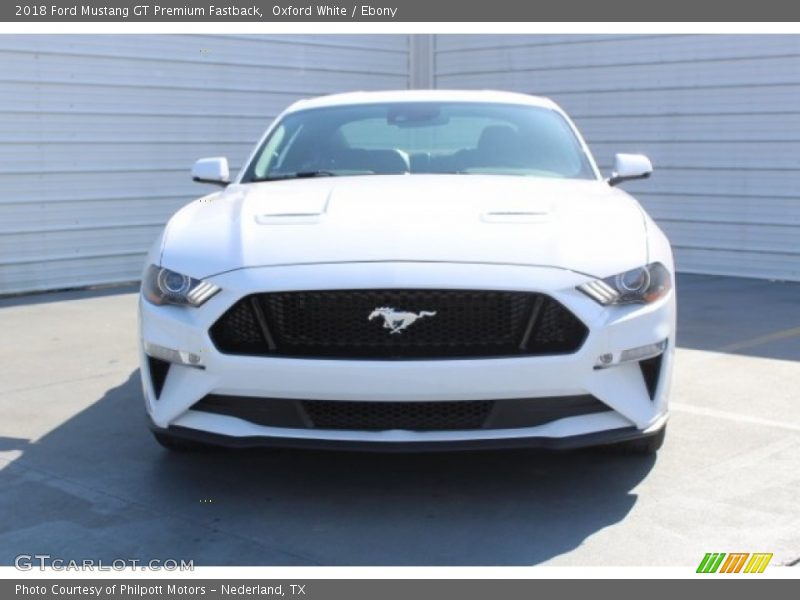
[639,354,664,400]
[146,356,170,399]
[619,339,668,363]
[594,352,614,368]
[594,339,667,370]
[144,342,205,369]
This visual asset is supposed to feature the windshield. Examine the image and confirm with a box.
[241,102,597,182]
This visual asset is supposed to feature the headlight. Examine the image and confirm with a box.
[578,263,671,306]
[142,265,220,307]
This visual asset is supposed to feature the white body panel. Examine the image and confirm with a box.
[160,176,648,279]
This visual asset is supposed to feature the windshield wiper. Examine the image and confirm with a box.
[250,170,336,182]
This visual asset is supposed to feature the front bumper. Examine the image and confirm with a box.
[148,413,668,452]
[138,262,675,448]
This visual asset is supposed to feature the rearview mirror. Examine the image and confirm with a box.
[192,157,230,186]
[608,153,652,187]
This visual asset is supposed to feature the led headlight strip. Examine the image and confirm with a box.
[142,265,221,307]
[578,263,671,306]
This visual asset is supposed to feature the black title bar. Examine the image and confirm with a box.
[4,0,800,21]
[3,579,792,600]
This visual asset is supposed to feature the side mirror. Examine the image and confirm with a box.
[608,153,652,187]
[192,157,230,186]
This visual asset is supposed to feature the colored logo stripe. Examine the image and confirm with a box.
[697,553,726,573]
[696,552,773,573]
[744,553,773,573]
[720,553,749,573]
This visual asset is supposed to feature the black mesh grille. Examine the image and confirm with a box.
[208,297,265,354]
[209,289,588,359]
[302,400,493,430]
[190,394,611,432]
[530,297,591,350]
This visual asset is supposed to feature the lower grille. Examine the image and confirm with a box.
[209,289,588,359]
[303,400,493,431]
[191,395,610,432]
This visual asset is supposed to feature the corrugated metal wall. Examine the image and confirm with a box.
[435,34,800,281]
[0,34,410,294]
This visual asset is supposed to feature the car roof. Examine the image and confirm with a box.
[285,90,559,113]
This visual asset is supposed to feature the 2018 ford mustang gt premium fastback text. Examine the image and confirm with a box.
[139,90,675,454]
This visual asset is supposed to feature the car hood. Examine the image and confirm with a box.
[161,175,648,279]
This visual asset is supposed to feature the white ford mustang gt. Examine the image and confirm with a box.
[139,90,675,454]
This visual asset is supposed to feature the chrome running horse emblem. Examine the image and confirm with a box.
[368,307,437,335]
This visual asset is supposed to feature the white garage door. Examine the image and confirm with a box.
[0,34,410,294]
[435,34,800,281]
